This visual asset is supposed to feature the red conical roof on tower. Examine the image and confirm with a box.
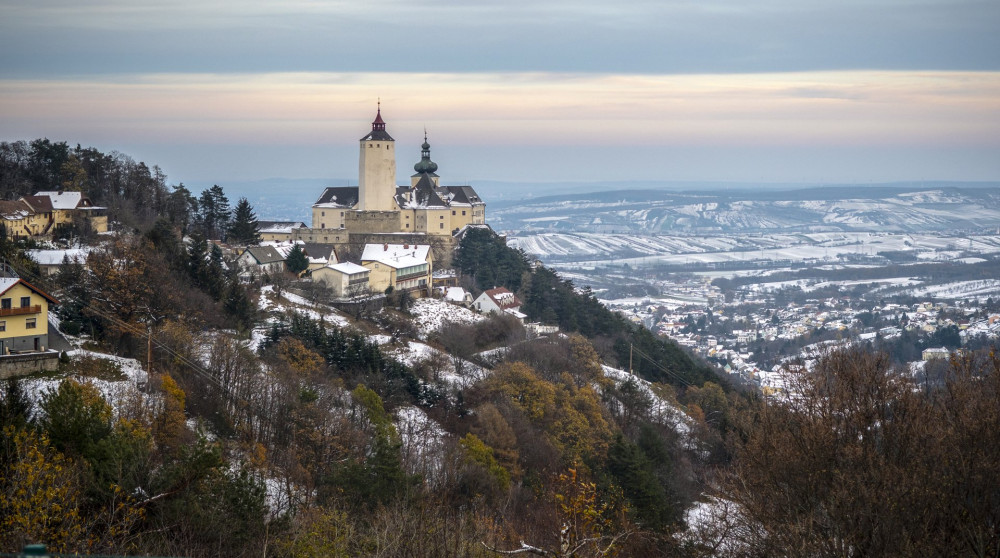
[362,100,394,141]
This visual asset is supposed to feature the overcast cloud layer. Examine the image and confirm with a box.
[1,0,998,185]
[3,0,998,76]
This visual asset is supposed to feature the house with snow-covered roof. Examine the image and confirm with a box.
[310,261,371,298]
[30,191,108,235]
[258,221,307,242]
[361,243,432,297]
[473,287,524,318]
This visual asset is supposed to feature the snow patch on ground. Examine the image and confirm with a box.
[258,285,350,327]
[21,349,148,420]
[396,405,449,482]
[383,340,488,389]
[601,365,696,445]
[410,298,484,339]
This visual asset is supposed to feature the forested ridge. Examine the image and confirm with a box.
[1,141,998,557]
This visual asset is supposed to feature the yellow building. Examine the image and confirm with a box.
[311,109,486,237]
[2,191,108,240]
[0,200,48,239]
[0,278,58,355]
[32,191,108,234]
[310,262,371,298]
[361,243,433,296]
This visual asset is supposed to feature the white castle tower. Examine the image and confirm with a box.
[358,104,397,211]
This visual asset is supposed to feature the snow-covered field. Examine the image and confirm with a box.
[509,232,1000,268]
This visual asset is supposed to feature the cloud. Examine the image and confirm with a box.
[1,0,998,76]
[1,70,997,182]
[1,70,997,145]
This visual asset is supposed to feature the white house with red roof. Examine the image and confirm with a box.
[473,286,524,318]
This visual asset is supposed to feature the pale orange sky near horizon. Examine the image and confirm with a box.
[2,70,999,183]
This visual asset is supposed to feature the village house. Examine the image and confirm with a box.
[236,245,286,280]
[361,243,432,297]
[473,287,525,321]
[438,286,473,307]
[2,191,108,240]
[0,277,58,355]
[27,248,90,277]
[310,262,371,298]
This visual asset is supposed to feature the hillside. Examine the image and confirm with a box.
[492,184,1000,234]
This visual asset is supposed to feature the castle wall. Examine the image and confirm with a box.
[313,206,348,230]
[345,210,404,234]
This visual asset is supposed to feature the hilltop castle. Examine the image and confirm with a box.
[291,107,486,260]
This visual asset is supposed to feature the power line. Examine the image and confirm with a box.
[628,343,693,387]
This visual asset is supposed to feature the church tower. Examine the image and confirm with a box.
[358,104,397,211]
[411,130,440,187]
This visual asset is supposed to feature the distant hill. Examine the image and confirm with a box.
[201,177,1000,232]
[490,183,1000,234]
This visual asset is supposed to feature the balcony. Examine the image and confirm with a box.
[396,270,428,282]
[0,305,41,317]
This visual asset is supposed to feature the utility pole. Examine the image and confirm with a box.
[147,324,153,377]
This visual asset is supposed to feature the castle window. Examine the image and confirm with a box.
[452,211,456,215]
[463,211,467,216]
[322,211,325,216]
[439,223,444,229]
[340,212,344,217]
[321,224,325,229]
[405,224,409,228]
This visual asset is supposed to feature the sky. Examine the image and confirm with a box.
[1,0,999,187]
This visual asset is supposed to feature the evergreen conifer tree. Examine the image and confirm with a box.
[285,244,308,275]
[228,197,261,246]
[223,277,255,331]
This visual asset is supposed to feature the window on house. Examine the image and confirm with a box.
[26,318,36,329]
[20,297,30,307]
[0,321,5,332]
[1,298,10,310]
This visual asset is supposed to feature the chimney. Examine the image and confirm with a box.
[383,243,388,251]
[403,243,409,249]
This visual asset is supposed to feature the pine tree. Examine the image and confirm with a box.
[228,197,261,246]
[197,185,231,239]
[223,277,255,331]
[286,244,308,275]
